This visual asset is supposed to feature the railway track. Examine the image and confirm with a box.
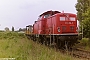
[71,48,90,60]
[61,48,90,60]
[45,42,90,60]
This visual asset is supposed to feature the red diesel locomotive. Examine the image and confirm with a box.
[26,10,79,48]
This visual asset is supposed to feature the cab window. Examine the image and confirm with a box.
[70,17,75,21]
[60,17,65,21]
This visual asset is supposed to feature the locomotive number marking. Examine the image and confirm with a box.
[65,22,73,24]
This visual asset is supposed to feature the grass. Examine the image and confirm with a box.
[0,32,82,60]
[75,38,90,51]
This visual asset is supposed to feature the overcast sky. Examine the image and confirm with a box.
[0,0,77,30]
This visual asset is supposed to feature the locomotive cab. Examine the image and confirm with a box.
[58,13,77,34]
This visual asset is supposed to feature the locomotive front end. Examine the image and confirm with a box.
[54,13,79,48]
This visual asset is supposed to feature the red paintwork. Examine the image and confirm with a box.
[33,10,77,35]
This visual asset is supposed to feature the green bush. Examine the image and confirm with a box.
[80,38,90,46]
[78,38,90,50]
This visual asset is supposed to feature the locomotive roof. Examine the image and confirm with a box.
[39,10,61,16]
[50,12,76,17]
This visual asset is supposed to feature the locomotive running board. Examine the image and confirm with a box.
[32,33,78,36]
[48,33,78,36]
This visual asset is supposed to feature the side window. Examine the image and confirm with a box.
[44,14,51,18]
[70,17,75,21]
[44,15,48,18]
[60,17,65,21]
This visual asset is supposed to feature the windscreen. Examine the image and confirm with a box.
[70,17,75,21]
[60,17,65,21]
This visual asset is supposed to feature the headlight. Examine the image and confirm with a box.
[57,27,60,32]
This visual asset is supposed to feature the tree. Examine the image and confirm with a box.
[82,7,90,38]
[12,26,14,31]
[19,28,26,31]
[75,0,89,22]
[76,0,90,38]
[19,28,22,31]
[5,27,9,31]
